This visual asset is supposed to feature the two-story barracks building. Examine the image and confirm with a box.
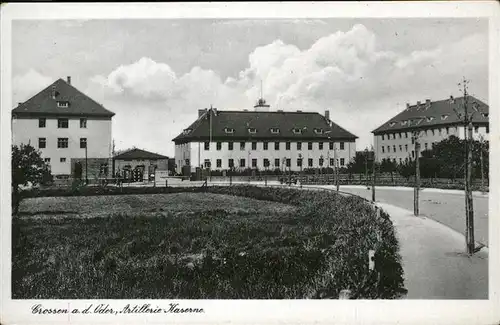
[372,95,489,164]
[11,77,115,179]
[173,100,358,174]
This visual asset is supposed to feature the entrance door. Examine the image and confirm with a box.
[74,162,83,179]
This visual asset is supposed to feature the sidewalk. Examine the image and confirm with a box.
[377,202,488,299]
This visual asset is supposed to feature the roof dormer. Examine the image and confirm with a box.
[57,101,69,108]
[292,128,303,134]
[314,128,324,134]
[389,121,396,127]
[224,127,235,134]
[441,114,449,120]
[270,127,280,134]
[248,127,257,134]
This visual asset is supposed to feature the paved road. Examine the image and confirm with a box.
[337,186,489,246]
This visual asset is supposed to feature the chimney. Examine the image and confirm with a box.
[406,103,410,109]
[416,101,421,106]
[67,76,71,85]
[449,95,454,103]
[51,85,56,99]
[324,110,330,120]
[426,99,430,105]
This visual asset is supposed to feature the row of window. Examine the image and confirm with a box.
[199,157,346,169]
[204,141,346,151]
[38,118,87,128]
[381,125,489,140]
[44,157,67,163]
[188,127,326,135]
[382,142,434,154]
[38,137,87,149]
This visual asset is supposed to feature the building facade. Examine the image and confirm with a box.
[372,96,489,163]
[11,77,115,179]
[113,148,170,181]
[173,101,357,174]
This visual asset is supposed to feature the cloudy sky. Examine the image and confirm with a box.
[12,18,488,156]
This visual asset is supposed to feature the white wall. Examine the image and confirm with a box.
[12,116,112,175]
[175,140,356,173]
[374,125,489,163]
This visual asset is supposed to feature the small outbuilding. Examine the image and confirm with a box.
[113,148,170,182]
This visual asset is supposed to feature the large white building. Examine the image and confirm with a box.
[173,99,357,174]
[372,96,489,163]
[11,77,115,179]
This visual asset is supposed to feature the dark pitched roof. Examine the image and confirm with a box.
[372,96,489,134]
[173,110,358,143]
[114,148,169,160]
[12,78,115,118]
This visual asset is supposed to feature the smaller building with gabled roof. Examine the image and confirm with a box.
[113,148,171,182]
[11,76,115,179]
[372,95,489,163]
[172,98,358,174]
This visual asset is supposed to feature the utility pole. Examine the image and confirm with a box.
[413,131,421,216]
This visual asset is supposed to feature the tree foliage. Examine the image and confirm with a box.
[11,144,51,215]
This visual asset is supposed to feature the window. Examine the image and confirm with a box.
[80,138,87,149]
[204,159,211,168]
[482,113,489,118]
[319,142,323,150]
[57,101,69,108]
[340,158,345,166]
[412,151,415,159]
[286,142,291,150]
[308,158,313,167]
[263,142,269,150]
[474,126,479,133]
[239,159,246,168]
[58,118,68,128]
[486,125,490,134]
[424,143,428,150]
[405,144,408,152]
[424,130,428,136]
[274,158,280,167]
[80,118,87,128]
[329,158,334,166]
[308,142,313,150]
[399,145,402,152]
[329,142,334,150]
[438,129,441,136]
[216,159,222,168]
[286,159,291,167]
[441,115,449,120]
[274,142,280,150]
[204,142,210,150]
[405,132,408,138]
[252,142,257,150]
[39,118,46,128]
[446,127,449,135]
[240,142,245,150]
[340,142,345,150]
[183,128,192,135]
[399,132,402,138]
[399,158,403,164]
[216,142,222,151]
[319,158,324,166]
[248,128,257,134]
[297,158,303,167]
[270,128,280,134]
[382,146,385,153]
[393,145,396,152]
[228,159,234,168]
[382,134,385,140]
[432,129,435,136]
[228,142,234,150]
[38,138,46,149]
[60,157,66,163]
[57,138,68,148]
[297,142,302,150]
[44,158,50,163]
[252,159,257,168]
[411,137,415,144]
[314,128,323,134]
[387,146,390,153]
[264,159,270,168]
[224,127,234,134]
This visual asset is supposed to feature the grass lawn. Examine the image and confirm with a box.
[13,188,405,299]
[13,193,319,299]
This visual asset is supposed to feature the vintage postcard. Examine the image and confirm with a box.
[1,2,499,325]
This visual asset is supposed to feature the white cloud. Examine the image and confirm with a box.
[82,24,488,154]
[13,69,53,104]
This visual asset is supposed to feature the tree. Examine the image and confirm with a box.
[11,144,51,215]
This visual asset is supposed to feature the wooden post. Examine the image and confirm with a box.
[465,122,475,254]
[414,134,420,216]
